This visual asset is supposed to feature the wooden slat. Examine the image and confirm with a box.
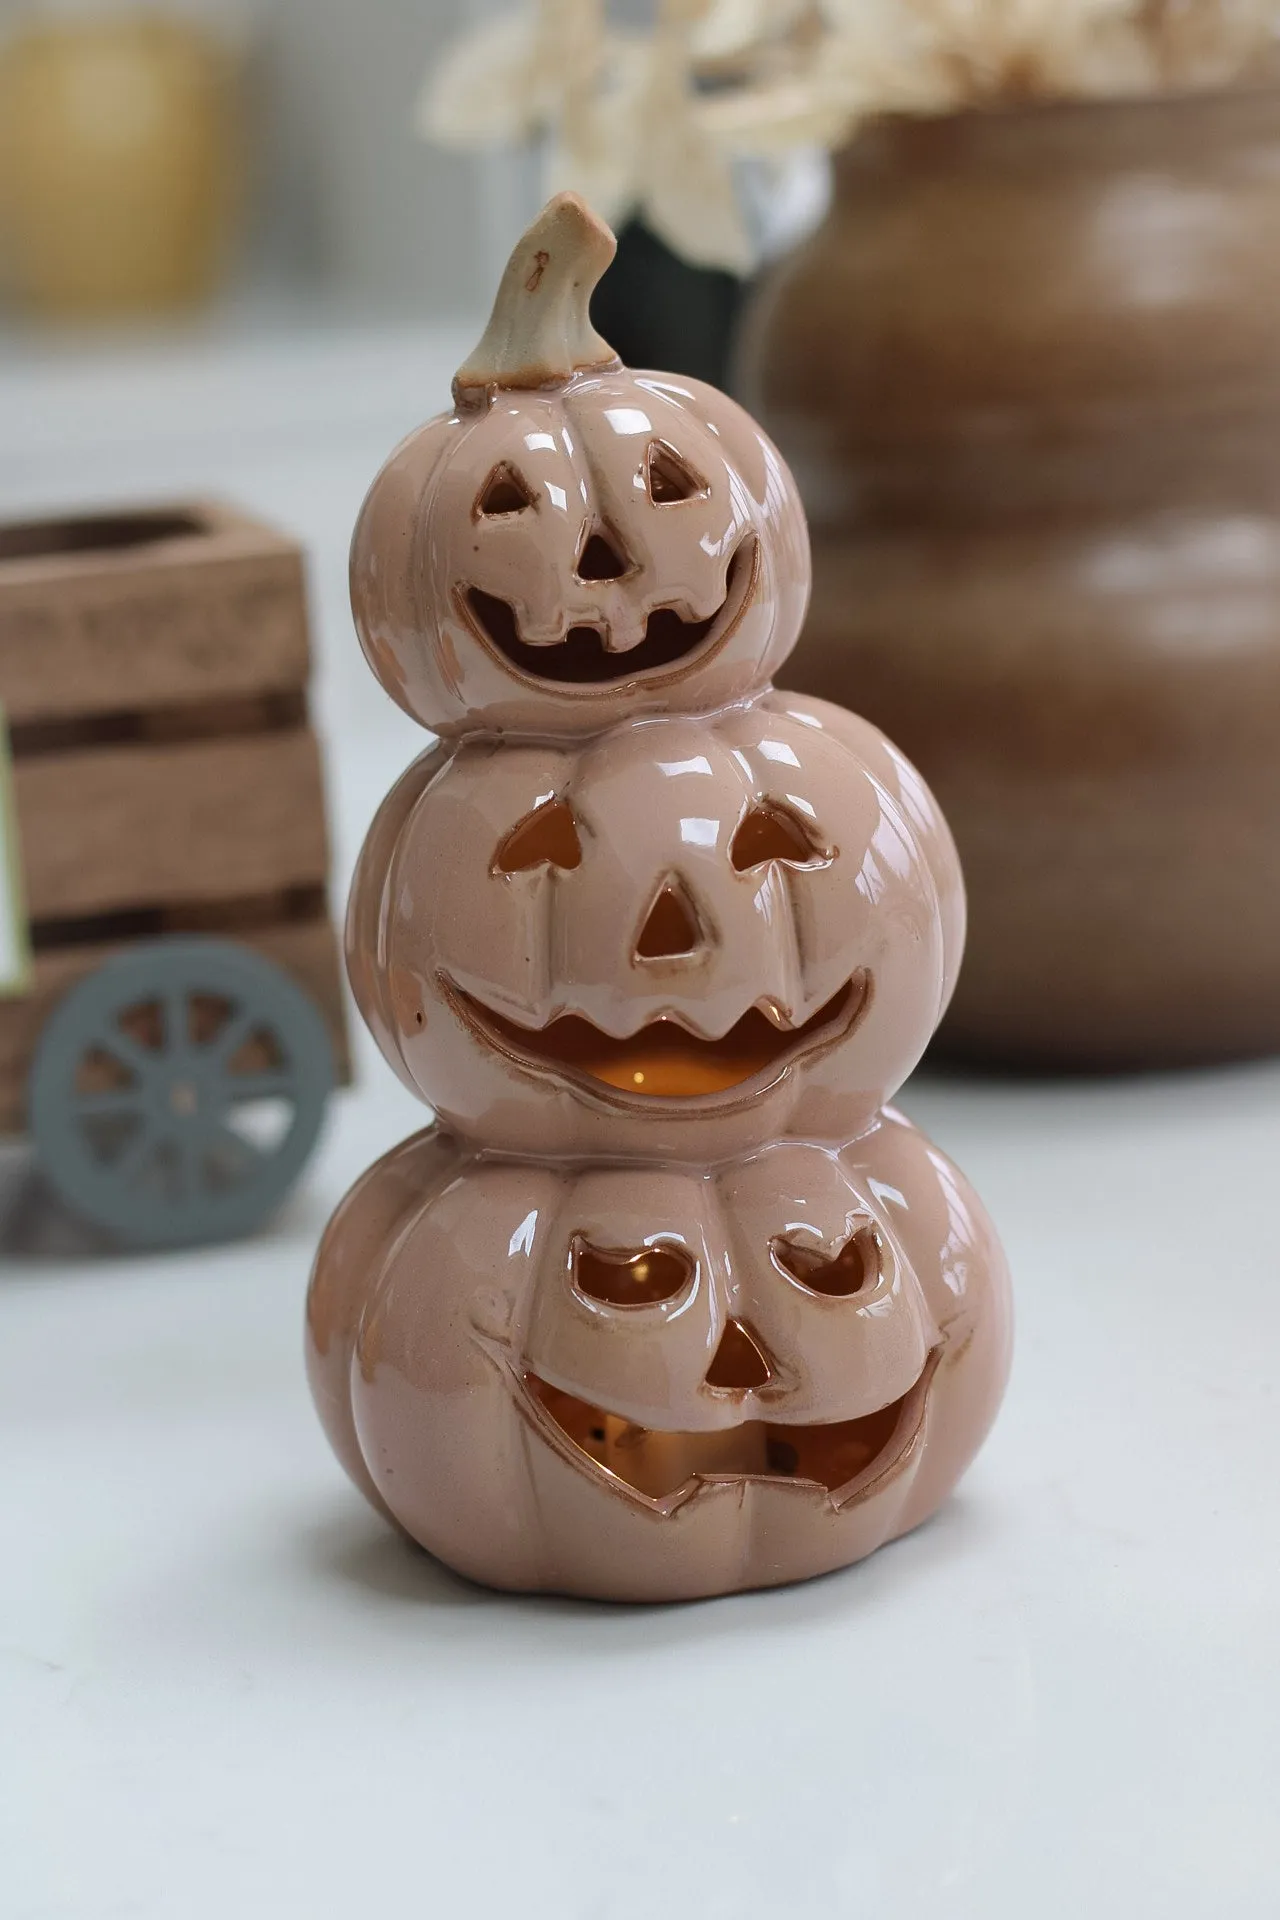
[9,688,307,760]
[0,913,352,1136]
[0,502,310,724]
[14,727,330,922]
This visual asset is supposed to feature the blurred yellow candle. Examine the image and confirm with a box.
[0,12,242,319]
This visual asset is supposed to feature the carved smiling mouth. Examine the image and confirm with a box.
[463,537,757,687]
[446,972,870,1102]
[524,1351,939,1508]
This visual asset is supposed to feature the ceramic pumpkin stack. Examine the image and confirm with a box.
[307,195,1012,1602]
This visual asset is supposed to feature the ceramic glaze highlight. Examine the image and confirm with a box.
[309,193,1011,1601]
[349,201,809,740]
[309,1116,1009,1602]
[347,692,963,1161]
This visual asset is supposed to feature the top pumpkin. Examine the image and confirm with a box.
[351,195,809,738]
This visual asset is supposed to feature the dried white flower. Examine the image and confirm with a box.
[417,10,547,147]
[422,0,774,270]
[420,0,1280,271]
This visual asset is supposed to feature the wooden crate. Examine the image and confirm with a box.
[0,500,350,1136]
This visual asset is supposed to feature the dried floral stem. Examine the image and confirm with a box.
[419,0,1280,272]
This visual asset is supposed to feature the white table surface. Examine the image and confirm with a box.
[2,316,1279,1920]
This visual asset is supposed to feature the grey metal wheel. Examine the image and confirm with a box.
[29,939,335,1248]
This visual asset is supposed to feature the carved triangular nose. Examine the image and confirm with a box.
[635,879,702,960]
[705,1319,773,1392]
[575,526,631,582]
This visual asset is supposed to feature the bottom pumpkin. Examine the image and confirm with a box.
[306,1114,1011,1603]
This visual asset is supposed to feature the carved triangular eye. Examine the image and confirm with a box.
[573,1236,694,1306]
[645,440,707,505]
[494,798,582,873]
[477,463,535,516]
[730,801,826,872]
[771,1225,881,1299]
[635,878,702,960]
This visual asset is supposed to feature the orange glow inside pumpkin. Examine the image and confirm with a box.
[459,976,866,1098]
[528,1369,929,1500]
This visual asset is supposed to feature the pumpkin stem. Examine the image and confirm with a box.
[453,193,620,404]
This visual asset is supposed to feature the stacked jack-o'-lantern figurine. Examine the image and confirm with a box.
[307,195,1012,1602]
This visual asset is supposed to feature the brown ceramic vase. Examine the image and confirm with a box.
[739,89,1280,1070]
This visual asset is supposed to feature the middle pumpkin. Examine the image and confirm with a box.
[348,688,965,1162]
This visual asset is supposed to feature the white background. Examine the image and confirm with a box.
[1,321,1278,1920]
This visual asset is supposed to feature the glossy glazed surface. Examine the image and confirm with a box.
[307,1113,1010,1601]
[311,194,1009,1599]
[351,365,809,740]
[345,689,963,1160]
[741,91,1280,1067]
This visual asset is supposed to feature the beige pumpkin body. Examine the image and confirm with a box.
[351,367,808,741]
[308,1114,1009,1602]
[309,195,1011,1601]
[346,691,964,1162]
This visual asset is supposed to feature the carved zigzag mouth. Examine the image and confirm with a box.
[462,537,756,688]
[522,1349,940,1511]
[445,971,870,1104]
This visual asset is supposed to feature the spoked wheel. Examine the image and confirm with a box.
[29,939,335,1248]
